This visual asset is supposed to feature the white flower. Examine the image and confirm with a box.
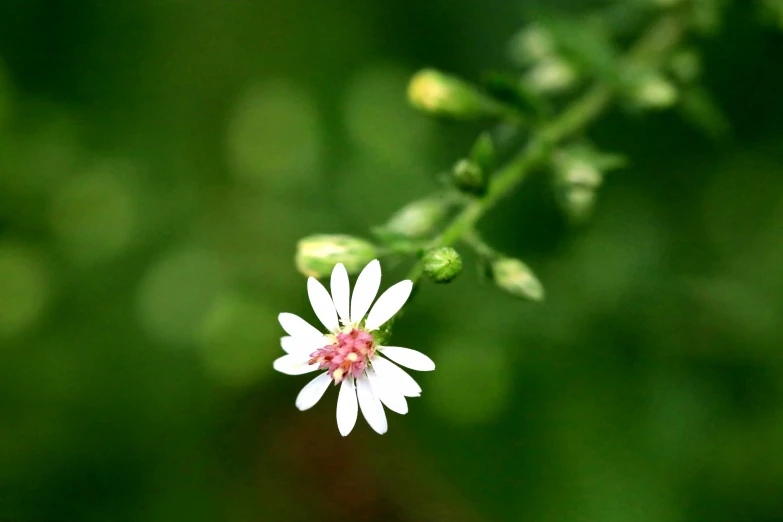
[273,259,435,436]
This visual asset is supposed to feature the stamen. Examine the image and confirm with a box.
[309,328,375,384]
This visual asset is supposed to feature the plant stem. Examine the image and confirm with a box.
[406,15,685,283]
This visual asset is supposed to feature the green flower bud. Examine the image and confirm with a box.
[559,185,596,225]
[381,198,449,239]
[631,73,678,109]
[565,161,602,188]
[524,57,579,94]
[508,24,556,66]
[552,145,624,195]
[552,148,600,189]
[295,234,377,278]
[422,247,463,283]
[407,69,505,120]
[491,257,544,301]
[452,159,485,195]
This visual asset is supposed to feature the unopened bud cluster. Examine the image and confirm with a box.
[552,145,625,224]
[509,24,579,95]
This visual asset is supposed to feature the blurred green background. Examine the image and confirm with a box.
[2,1,783,521]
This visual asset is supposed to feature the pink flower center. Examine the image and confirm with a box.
[309,328,375,384]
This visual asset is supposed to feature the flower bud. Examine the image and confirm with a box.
[491,258,544,301]
[559,185,596,225]
[381,198,449,239]
[524,57,579,94]
[508,24,556,66]
[556,156,603,189]
[565,162,602,188]
[295,234,377,278]
[552,145,621,190]
[452,159,485,195]
[422,247,463,283]
[407,69,504,120]
[631,73,678,109]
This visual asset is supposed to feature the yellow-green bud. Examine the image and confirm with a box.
[565,161,602,188]
[553,147,603,190]
[508,24,556,66]
[559,185,596,224]
[553,145,625,191]
[452,159,485,195]
[422,247,463,283]
[295,234,377,278]
[491,258,544,301]
[382,198,448,239]
[407,69,504,120]
[524,57,579,94]
[632,73,678,109]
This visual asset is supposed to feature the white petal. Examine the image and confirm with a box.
[330,263,350,324]
[366,366,408,415]
[273,354,319,375]
[350,259,381,323]
[280,336,299,354]
[336,375,358,436]
[281,336,328,355]
[295,372,332,410]
[379,346,435,371]
[356,373,388,434]
[371,356,422,397]
[278,313,323,340]
[364,280,413,330]
[307,277,339,332]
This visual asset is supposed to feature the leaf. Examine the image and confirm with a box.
[540,16,623,87]
[677,86,731,139]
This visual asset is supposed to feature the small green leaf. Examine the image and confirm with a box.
[677,86,730,139]
[469,132,496,173]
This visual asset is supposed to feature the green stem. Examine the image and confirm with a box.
[406,15,685,283]
[462,229,497,259]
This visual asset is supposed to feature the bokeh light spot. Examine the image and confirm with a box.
[430,342,512,425]
[226,79,321,188]
[0,109,83,196]
[50,160,138,265]
[198,292,278,386]
[0,243,50,338]
[137,248,226,347]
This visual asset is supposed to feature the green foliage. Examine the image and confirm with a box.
[2,0,783,520]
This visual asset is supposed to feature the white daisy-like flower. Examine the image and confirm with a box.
[273,259,435,436]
